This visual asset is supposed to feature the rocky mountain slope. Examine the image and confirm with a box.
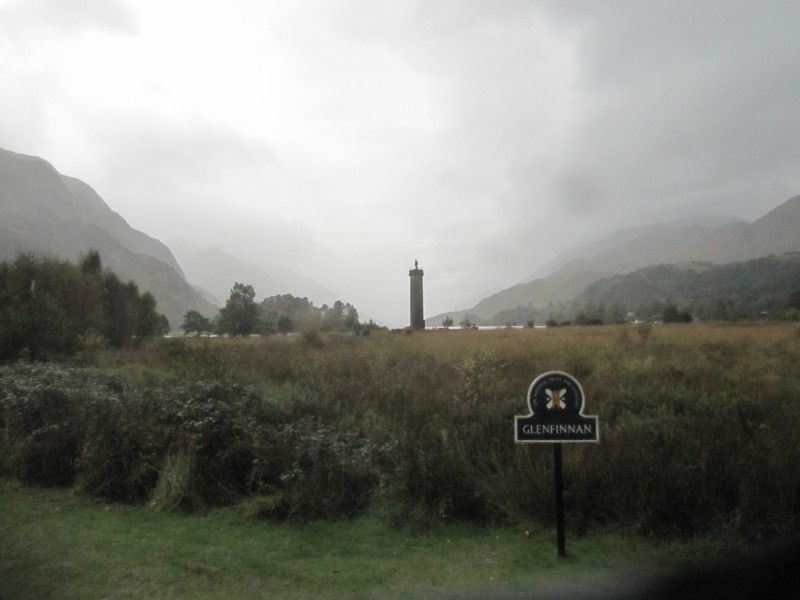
[0,148,214,328]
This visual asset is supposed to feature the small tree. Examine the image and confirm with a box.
[182,310,212,336]
[80,249,103,276]
[663,304,693,323]
[344,304,360,331]
[218,283,259,336]
[102,274,139,347]
[789,291,800,311]
[276,315,293,334]
[134,291,164,344]
[442,316,454,328]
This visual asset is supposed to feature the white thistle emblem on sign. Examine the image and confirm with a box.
[546,388,567,410]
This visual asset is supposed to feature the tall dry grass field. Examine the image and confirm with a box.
[2,322,799,539]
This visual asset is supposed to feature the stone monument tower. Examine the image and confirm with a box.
[409,260,425,330]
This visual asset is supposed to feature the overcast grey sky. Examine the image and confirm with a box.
[2,0,799,326]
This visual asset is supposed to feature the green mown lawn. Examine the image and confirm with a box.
[0,479,730,599]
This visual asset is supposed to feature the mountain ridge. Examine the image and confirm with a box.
[0,147,213,328]
[429,195,800,326]
[575,252,800,321]
[1,146,342,328]
[167,241,339,308]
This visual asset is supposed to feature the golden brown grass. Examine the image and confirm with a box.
[8,321,800,538]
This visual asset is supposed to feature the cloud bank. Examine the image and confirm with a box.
[2,0,799,325]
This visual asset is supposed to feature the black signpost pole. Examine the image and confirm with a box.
[515,371,598,558]
[553,443,566,557]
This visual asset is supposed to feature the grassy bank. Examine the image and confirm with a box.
[0,479,730,600]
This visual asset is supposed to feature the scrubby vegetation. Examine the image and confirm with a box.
[2,323,800,541]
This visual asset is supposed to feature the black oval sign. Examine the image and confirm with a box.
[515,371,599,443]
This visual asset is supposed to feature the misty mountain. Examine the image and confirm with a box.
[428,269,611,327]
[428,195,800,326]
[0,147,215,328]
[168,240,339,308]
[576,252,800,321]
[525,215,744,281]
[536,198,799,280]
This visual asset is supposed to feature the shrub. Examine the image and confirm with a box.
[75,390,162,503]
[0,365,82,485]
[248,417,383,520]
[163,382,257,506]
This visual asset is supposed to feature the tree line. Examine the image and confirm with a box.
[182,283,371,336]
[0,251,168,361]
[572,252,800,324]
[462,252,800,327]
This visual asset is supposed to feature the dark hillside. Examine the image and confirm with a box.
[577,252,800,320]
[0,148,214,327]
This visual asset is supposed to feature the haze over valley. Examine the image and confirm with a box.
[2,1,800,326]
[2,145,799,331]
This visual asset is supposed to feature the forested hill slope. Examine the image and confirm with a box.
[0,147,214,328]
[576,252,800,321]
[428,195,800,326]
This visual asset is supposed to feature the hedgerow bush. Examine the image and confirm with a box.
[2,323,800,540]
[0,362,390,519]
[75,389,161,502]
[1,363,97,486]
[248,416,385,519]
